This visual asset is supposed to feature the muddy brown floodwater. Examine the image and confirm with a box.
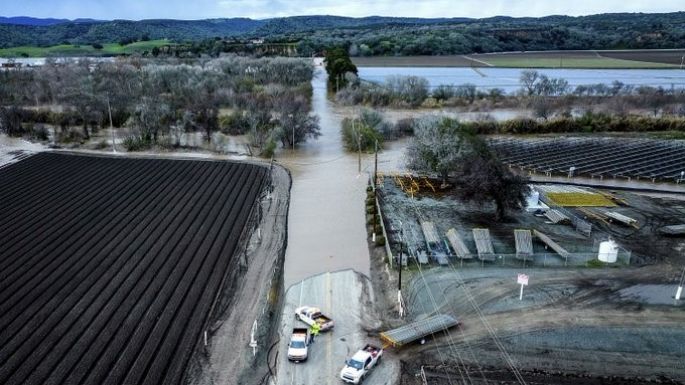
[279,67,373,288]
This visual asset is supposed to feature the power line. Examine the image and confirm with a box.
[407,199,526,385]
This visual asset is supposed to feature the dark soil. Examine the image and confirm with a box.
[0,152,267,385]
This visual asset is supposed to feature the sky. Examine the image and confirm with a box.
[1,0,683,20]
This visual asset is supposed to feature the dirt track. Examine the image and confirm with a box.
[188,164,291,385]
[397,266,685,384]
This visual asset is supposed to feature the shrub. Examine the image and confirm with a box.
[341,116,383,152]
[219,112,250,135]
[587,259,606,268]
[95,139,109,149]
[260,137,277,158]
[29,124,49,141]
[122,135,152,151]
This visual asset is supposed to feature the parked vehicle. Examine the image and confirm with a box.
[295,306,334,331]
[339,344,383,384]
[287,327,311,362]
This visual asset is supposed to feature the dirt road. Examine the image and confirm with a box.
[275,270,399,385]
[401,266,685,382]
[187,164,290,385]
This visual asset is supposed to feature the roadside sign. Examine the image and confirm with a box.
[517,273,529,286]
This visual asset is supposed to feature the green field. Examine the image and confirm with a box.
[0,40,174,58]
[473,56,678,69]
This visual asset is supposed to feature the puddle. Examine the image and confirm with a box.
[618,284,684,305]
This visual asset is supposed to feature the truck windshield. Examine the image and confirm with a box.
[348,359,364,370]
[291,341,306,349]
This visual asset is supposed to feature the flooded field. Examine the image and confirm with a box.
[358,67,685,93]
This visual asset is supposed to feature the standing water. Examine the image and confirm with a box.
[280,66,371,288]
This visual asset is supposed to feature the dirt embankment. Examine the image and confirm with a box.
[186,164,291,385]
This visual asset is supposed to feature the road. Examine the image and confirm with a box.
[280,65,371,288]
[275,270,398,385]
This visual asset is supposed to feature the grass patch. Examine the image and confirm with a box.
[0,40,174,58]
[546,192,616,207]
[475,56,677,69]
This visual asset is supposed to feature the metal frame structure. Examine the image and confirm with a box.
[490,138,685,182]
[380,314,460,348]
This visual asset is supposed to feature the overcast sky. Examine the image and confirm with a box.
[1,0,683,20]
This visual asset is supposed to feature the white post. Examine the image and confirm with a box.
[519,283,524,301]
[676,286,683,301]
[249,320,258,356]
[204,330,208,346]
[372,233,376,242]
[397,290,404,318]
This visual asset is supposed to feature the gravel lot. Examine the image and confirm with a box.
[374,178,685,384]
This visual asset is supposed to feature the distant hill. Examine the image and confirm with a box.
[0,16,70,26]
[0,15,466,48]
[1,13,684,54]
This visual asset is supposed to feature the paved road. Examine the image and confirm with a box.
[276,270,398,385]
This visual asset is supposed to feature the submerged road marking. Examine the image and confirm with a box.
[298,280,304,307]
[326,272,333,385]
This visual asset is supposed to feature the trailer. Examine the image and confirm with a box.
[380,314,460,348]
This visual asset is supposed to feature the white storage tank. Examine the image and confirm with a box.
[598,240,619,263]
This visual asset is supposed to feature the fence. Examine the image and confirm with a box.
[445,251,631,268]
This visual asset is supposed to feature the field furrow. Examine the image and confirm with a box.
[0,153,267,385]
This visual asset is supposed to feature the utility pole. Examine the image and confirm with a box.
[373,139,379,238]
[107,97,116,153]
[288,113,295,151]
[353,118,361,173]
[676,267,685,301]
[398,221,404,317]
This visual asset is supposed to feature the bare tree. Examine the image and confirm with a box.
[520,70,540,96]
[405,117,465,186]
[131,97,171,143]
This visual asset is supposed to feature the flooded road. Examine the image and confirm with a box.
[280,67,373,288]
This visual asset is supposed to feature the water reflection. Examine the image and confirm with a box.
[280,68,372,288]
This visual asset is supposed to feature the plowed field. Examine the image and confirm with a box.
[0,152,267,385]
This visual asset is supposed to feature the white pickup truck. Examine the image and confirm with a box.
[339,344,383,384]
[287,327,310,363]
[295,305,334,331]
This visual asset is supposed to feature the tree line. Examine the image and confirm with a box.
[0,56,319,155]
[335,70,685,120]
[3,13,685,56]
